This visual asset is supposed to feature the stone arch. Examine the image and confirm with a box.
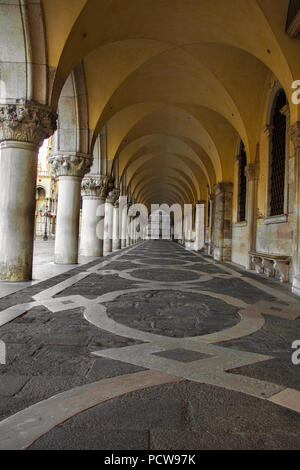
[0,0,48,104]
[51,61,90,154]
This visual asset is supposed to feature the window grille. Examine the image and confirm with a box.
[270,89,287,217]
[238,141,247,222]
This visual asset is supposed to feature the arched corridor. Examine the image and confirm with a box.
[0,0,300,451]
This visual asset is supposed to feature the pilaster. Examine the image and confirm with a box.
[213,183,233,262]
[290,122,300,295]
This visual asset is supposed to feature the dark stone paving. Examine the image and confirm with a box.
[55,274,138,299]
[134,258,188,266]
[0,258,110,312]
[0,302,143,421]
[130,268,201,282]
[29,381,300,450]
[198,277,279,304]
[190,263,228,274]
[105,289,240,338]
[1,240,300,450]
[221,313,300,391]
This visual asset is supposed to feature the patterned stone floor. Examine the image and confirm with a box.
[0,240,300,450]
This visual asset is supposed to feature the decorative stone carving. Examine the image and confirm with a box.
[107,188,120,205]
[250,254,264,274]
[0,101,57,147]
[263,259,275,278]
[81,175,114,199]
[249,251,291,283]
[274,260,290,283]
[49,153,93,178]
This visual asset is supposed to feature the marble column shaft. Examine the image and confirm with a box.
[195,201,206,252]
[50,153,93,264]
[80,176,113,257]
[104,189,120,254]
[113,200,121,251]
[0,101,57,281]
[245,162,259,270]
[121,204,128,248]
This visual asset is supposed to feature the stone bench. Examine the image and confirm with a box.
[249,252,291,283]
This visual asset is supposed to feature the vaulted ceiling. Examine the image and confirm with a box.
[42,0,300,208]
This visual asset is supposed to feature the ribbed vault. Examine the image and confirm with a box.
[41,0,299,207]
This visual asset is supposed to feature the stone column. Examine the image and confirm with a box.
[208,195,215,256]
[80,176,112,257]
[184,205,193,250]
[104,189,120,254]
[290,122,300,295]
[126,213,131,247]
[131,217,136,244]
[195,201,206,252]
[129,213,135,245]
[245,162,260,269]
[121,203,128,248]
[134,216,140,244]
[50,153,93,264]
[129,216,134,245]
[113,198,121,251]
[0,101,57,281]
[213,183,233,262]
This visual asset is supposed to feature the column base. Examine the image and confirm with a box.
[80,250,103,258]
[0,265,32,283]
[113,241,121,251]
[292,275,300,297]
[54,255,78,265]
[104,241,112,254]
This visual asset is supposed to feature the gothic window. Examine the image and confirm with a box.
[269,89,287,217]
[237,141,247,222]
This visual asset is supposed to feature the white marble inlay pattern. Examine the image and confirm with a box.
[0,239,300,449]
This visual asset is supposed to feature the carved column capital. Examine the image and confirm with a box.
[245,163,260,182]
[290,122,300,151]
[107,188,120,205]
[49,152,93,178]
[196,200,206,205]
[213,182,233,196]
[0,100,57,147]
[81,175,113,199]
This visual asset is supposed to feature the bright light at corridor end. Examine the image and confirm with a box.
[95,197,203,242]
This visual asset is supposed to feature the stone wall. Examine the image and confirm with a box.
[232,222,248,267]
[213,183,233,262]
[256,219,293,256]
